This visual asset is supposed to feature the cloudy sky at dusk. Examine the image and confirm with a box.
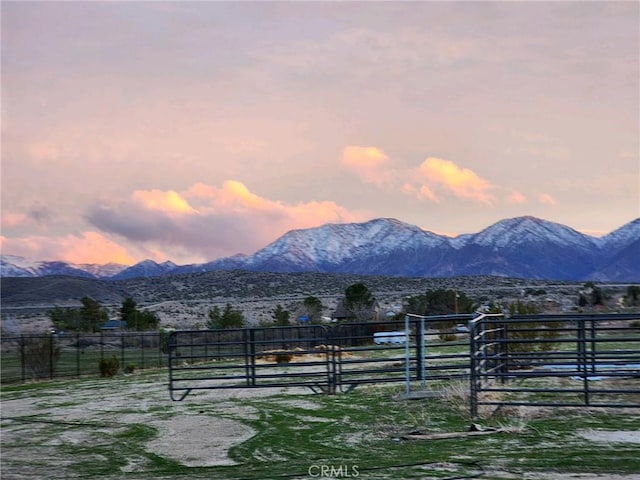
[2,1,639,266]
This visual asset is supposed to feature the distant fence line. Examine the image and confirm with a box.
[1,331,168,384]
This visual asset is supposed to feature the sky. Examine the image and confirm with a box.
[1,1,639,266]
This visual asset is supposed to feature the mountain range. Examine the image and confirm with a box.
[2,216,639,282]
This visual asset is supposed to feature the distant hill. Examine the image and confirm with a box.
[1,216,638,282]
[0,270,559,310]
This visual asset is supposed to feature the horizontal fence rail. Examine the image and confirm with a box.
[167,316,475,401]
[1,332,169,384]
[470,313,640,417]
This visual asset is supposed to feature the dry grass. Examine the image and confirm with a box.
[255,345,356,363]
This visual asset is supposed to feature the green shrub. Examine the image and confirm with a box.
[124,364,137,374]
[99,356,120,378]
[275,353,293,364]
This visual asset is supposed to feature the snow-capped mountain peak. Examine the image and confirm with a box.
[246,218,447,271]
[0,255,128,278]
[598,218,640,250]
[1,216,638,281]
[468,216,596,249]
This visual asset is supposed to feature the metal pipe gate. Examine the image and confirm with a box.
[167,317,474,401]
[470,313,640,417]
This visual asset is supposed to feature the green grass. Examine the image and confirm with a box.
[1,348,167,384]
[2,375,639,480]
[213,389,640,479]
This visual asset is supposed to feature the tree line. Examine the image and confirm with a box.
[46,282,637,332]
[48,297,159,333]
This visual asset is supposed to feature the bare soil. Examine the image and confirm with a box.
[0,371,311,478]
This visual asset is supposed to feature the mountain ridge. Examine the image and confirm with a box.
[1,216,638,281]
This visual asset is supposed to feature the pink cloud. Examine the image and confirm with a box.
[341,147,494,204]
[1,212,30,229]
[413,157,494,204]
[132,189,196,214]
[185,180,362,229]
[0,232,135,265]
[85,180,364,263]
[418,185,440,203]
[401,183,439,203]
[341,146,395,186]
[185,180,281,213]
[538,192,557,205]
[3,180,364,265]
[506,190,527,204]
[341,148,497,206]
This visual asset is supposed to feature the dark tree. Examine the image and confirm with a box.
[624,286,640,307]
[120,297,138,323]
[343,283,376,321]
[405,289,474,316]
[80,297,108,332]
[120,297,159,331]
[583,282,605,307]
[405,289,475,332]
[207,303,245,329]
[47,306,82,332]
[272,304,290,326]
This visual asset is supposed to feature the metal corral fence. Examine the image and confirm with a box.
[4,312,639,418]
[1,332,169,384]
[470,313,640,417]
[168,316,475,401]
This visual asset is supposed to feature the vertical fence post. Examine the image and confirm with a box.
[140,332,145,370]
[469,318,478,418]
[502,322,510,381]
[249,329,256,387]
[404,315,411,396]
[330,327,337,394]
[577,319,590,406]
[590,319,597,375]
[167,331,175,394]
[243,329,251,387]
[20,335,26,383]
[497,321,506,384]
[421,317,426,388]
[49,334,54,380]
[321,326,332,394]
[120,333,124,368]
[76,333,81,378]
[415,318,424,383]
[337,325,345,392]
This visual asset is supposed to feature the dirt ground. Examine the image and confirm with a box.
[1,371,639,480]
[0,371,312,478]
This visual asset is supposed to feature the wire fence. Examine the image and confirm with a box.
[1,331,169,384]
